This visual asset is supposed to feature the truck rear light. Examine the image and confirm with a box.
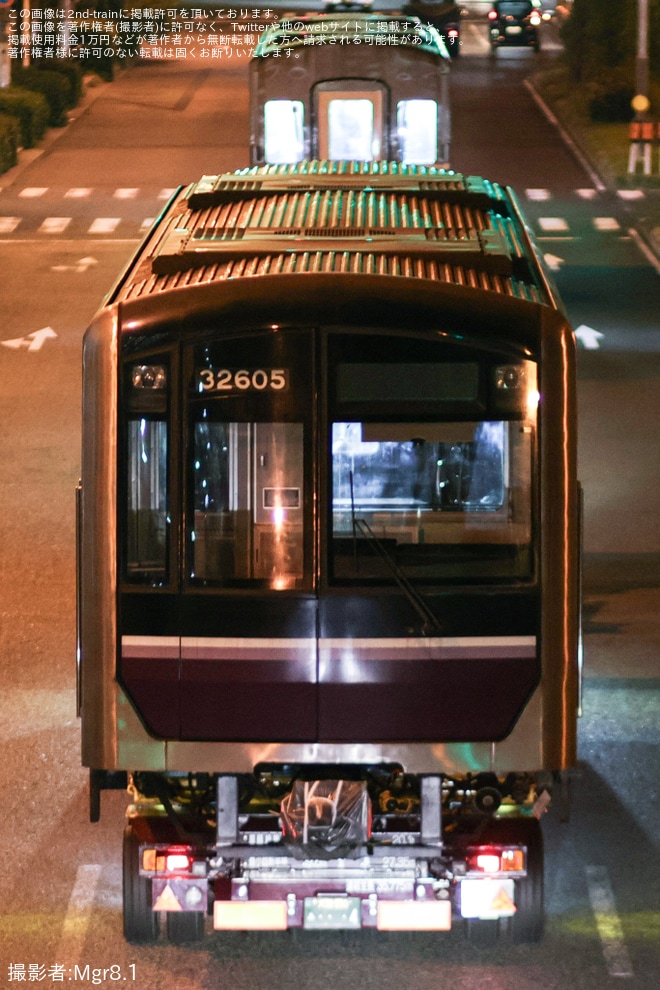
[141,845,193,873]
[476,853,501,873]
[166,853,192,872]
[468,846,526,874]
[214,901,288,931]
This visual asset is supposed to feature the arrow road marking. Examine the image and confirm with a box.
[575,324,604,350]
[544,253,565,271]
[2,327,58,352]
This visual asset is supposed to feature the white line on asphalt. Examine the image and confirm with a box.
[65,188,93,198]
[526,188,552,201]
[39,217,72,234]
[628,227,660,275]
[88,218,121,233]
[114,188,140,199]
[523,80,607,193]
[538,217,570,232]
[0,217,21,233]
[593,217,621,231]
[585,866,634,979]
[19,187,48,198]
[55,864,103,963]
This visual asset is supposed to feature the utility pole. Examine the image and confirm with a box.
[635,0,650,113]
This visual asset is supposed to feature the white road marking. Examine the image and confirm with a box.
[575,324,604,350]
[65,187,93,198]
[593,217,621,231]
[585,866,634,978]
[526,188,552,201]
[538,217,570,232]
[55,864,103,963]
[19,186,48,198]
[628,227,660,275]
[39,217,72,234]
[617,189,645,200]
[159,187,178,199]
[88,217,121,233]
[114,187,139,199]
[141,217,155,228]
[0,216,21,233]
[576,188,599,200]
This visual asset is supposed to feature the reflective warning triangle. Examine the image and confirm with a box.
[490,886,517,914]
[153,883,182,912]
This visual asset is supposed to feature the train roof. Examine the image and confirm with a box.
[252,13,450,59]
[111,161,559,310]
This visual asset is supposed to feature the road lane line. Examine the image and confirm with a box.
[628,227,660,275]
[585,866,634,979]
[55,864,103,962]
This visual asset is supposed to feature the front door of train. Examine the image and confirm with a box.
[119,327,318,743]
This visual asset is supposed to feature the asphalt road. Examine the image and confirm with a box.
[0,12,658,989]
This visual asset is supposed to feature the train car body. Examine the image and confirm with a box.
[249,15,451,166]
[78,161,579,944]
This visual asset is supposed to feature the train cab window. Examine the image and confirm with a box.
[316,86,384,161]
[331,419,533,582]
[191,421,304,589]
[397,100,438,164]
[264,100,305,164]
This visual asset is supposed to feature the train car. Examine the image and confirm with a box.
[77,160,580,945]
[249,15,451,166]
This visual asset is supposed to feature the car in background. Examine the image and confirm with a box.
[488,0,542,51]
[402,0,462,57]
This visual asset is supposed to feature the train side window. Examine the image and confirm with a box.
[397,100,438,165]
[264,100,305,163]
[191,421,304,590]
[126,418,168,579]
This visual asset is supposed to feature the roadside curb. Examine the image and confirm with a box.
[524,77,660,271]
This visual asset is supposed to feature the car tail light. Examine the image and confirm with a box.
[530,12,541,24]
[488,9,498,19]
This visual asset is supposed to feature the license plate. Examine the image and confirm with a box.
[304,896,361,929]
[505,25,523,34]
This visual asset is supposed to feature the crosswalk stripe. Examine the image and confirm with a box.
[0,216,21,233]
[525,188,552,201]
[39,217,72,234]
[593,217,620,231]
[114,187,139,199]
[19,187,48,198]
[65,187,93,198]
[88,217,121,233]
[538,217,570,232]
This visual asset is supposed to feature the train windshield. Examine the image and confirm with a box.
[331,419,533,582]
[329,344,537,584]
